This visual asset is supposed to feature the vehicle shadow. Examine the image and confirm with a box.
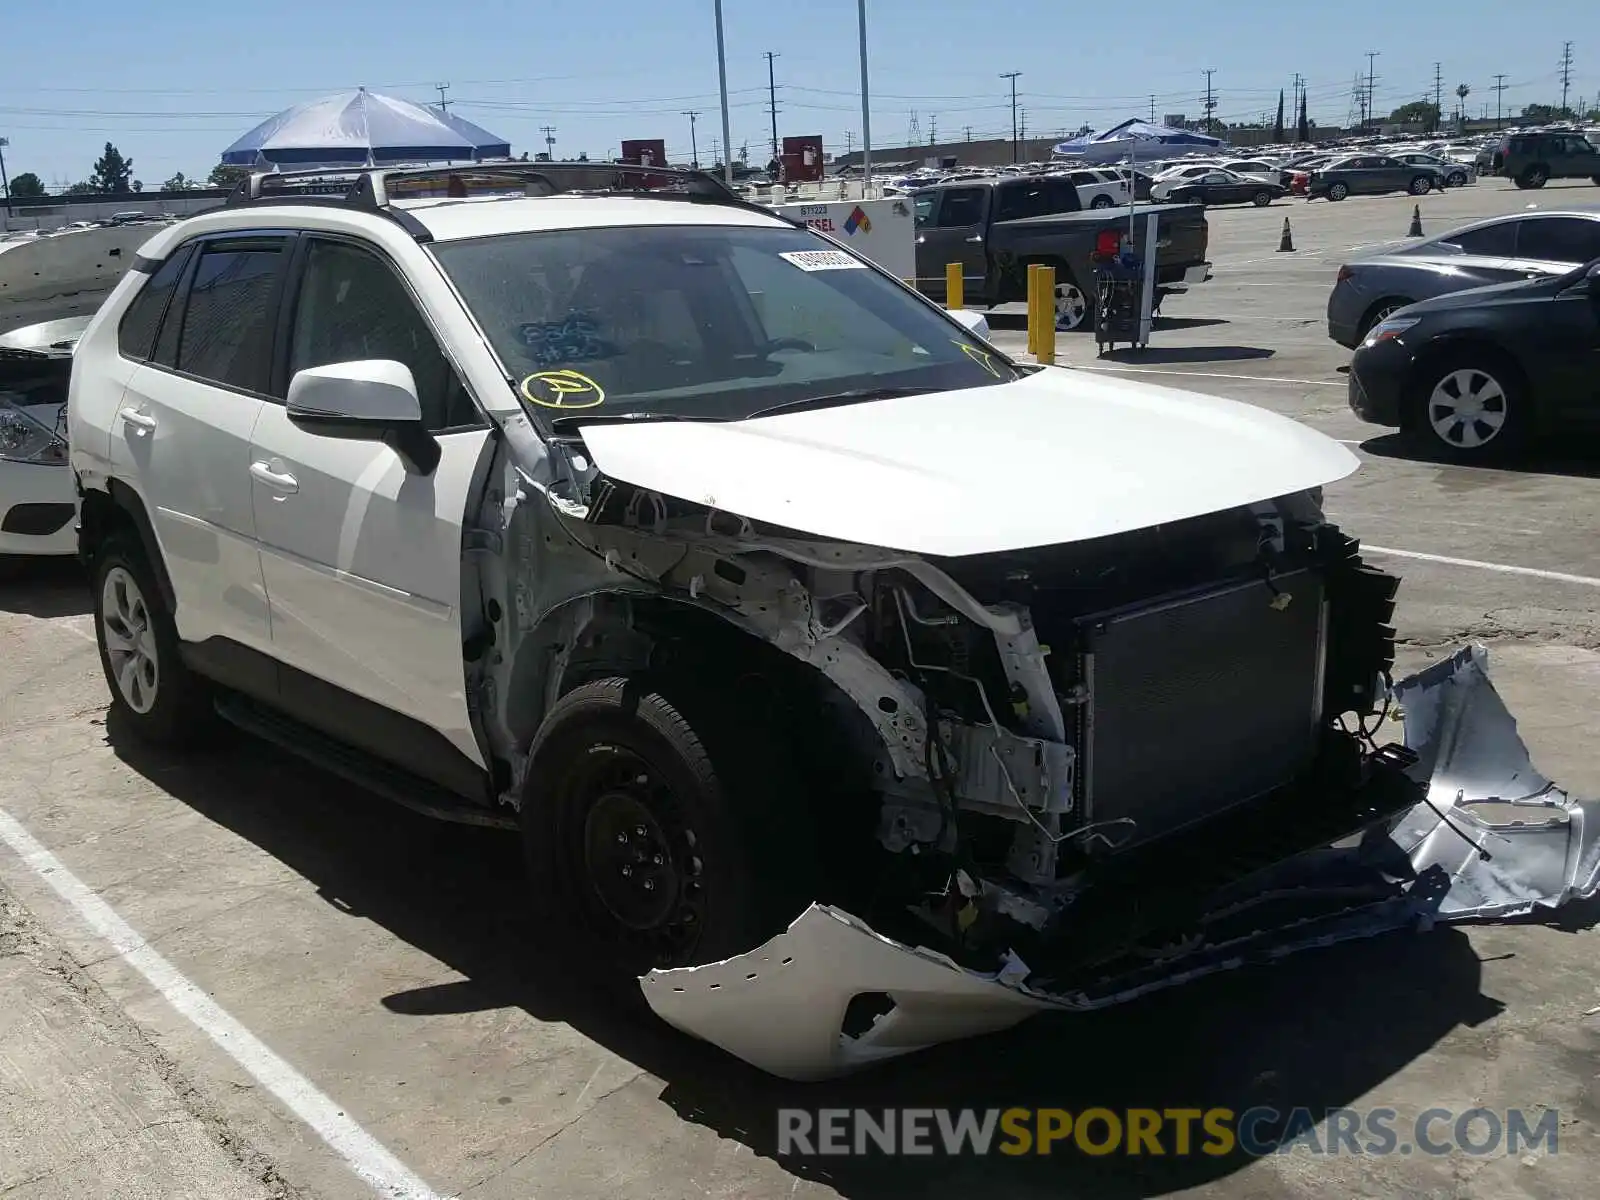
[0,557,91,617]
[103,713,1504,1199]
[1359,432,1600,481]
[1100,346,1275,365]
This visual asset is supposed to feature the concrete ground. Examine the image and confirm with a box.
[2,176,1599,1199]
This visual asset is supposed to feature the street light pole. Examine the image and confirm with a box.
[713,0,734,186]
[857,0,872,192]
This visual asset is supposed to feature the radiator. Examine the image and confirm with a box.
[1073,569,1329,849]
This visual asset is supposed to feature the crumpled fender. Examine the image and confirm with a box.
[641,644,1600,1081]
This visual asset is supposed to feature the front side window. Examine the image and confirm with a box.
[289,239,480,430]
[912,192,937,227]
[433,223,1019,426]
[1515,217,1600,263]
[174,240,285,392]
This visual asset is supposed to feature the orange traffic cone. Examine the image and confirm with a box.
[1407,204,1423,237]
[1277,217,1295,252]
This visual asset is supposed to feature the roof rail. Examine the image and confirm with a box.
[221,161,774,242]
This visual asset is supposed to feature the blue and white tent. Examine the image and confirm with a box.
[1052,119,1226,164]
[221,88,511,168]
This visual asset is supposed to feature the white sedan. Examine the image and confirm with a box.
[0,318,84,565]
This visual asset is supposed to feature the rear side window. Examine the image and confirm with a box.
[174,241,285,392]
[1439,221,1517,256]
[1515,217,1600,263]
[116,248,190,361]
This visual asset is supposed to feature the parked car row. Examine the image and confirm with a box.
[1329,207,1600,462]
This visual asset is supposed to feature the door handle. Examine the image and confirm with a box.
[965,235,984,243]
[118,408,156,431]
[249,461,299,493]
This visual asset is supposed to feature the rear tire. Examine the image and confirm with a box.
[1090,194,1115,209]
[1328,182,1349,202]
[91,533,214,746]
[1252,190,1272,207]
[1409,175,1432,196]
[1518,165,1548,189]
[1408,352,1530,463]
[1447,171,1468,187]
[520,677,815,984]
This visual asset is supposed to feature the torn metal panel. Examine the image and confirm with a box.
[641,644,1600,1082]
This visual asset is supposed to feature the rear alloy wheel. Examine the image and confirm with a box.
[1327,182,1349,201]
[1415,359,1528,462]
[1409,175,1432,196]
[1090,194,1115,209]
[1054,279,1090,330]
[1252,189,1272,206]
[1519,165,1548,189]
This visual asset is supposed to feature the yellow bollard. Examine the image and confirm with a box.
[1026,263,1042,354]
[945,262,963,310]
[1036,265,1056,365]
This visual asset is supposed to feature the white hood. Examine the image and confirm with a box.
[577,368,1359,557]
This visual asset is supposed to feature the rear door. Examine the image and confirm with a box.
[111,233,286,658]
[1555,135,1600,180]
[915,186,989,301]
[248,234,493,779]
[1532,273,1600,425]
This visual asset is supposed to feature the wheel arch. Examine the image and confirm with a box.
[78,480,175,614]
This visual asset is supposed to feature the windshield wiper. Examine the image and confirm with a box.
[546,411,727,434]
[744,386,936,421]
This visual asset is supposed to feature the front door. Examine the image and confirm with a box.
[915,186,989,302]
[248,234,493,776]
[110,235,287,658]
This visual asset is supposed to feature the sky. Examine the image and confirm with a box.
[1,1,1596,189]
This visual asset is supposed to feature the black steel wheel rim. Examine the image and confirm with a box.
[557,745,706,966]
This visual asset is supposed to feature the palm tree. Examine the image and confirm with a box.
[1455,83,1471,127]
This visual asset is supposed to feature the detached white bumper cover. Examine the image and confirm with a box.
[641,645,1600,1081]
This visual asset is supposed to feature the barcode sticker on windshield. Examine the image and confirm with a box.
[778,249,868,271]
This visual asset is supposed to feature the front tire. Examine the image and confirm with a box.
[1252,189,1272,206]
[92,533,213,746]
[1447,171,1468,187]
[1410,354,1530,463]
[520,677,813,982]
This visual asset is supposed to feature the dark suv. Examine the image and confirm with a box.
[1492,131,1600,189]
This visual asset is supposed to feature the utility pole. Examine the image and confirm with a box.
[1559,41,1574,115]
[540,126,556,160]
[434,83,451,113]
[1149,94,1156,122]
[681,110,700,167]
[1201,68,1217,133]
[963,125,973,141]
[1292,71,1303,117]
[1365,51,1380,128]
[928,114,937,144]
[1000,71,1022,162]
[0,137,10,214]
[764,51,781,162]
[845,131,854,156]
[1019,108,1027,150]
[1433,63,1442,131]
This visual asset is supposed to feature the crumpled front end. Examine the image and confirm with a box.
[642,644,1600,1081]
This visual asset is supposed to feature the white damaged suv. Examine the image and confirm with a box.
[67,165,1600,1080]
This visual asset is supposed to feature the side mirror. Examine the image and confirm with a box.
[947,308,992,339]
[286,359,440,475]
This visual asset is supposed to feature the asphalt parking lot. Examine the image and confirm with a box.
[3,177,1599,1199]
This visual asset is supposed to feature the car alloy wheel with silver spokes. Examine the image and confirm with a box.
[101,566,159,714]
[1426,367,1510,452]
[1055,281,1089,330]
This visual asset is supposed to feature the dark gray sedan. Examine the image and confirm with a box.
[1308,154,1442,201]
[1326,208,1600,347]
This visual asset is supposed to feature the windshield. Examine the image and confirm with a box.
[432,222,1017,424]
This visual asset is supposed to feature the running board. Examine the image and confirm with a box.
[213,693,518,830]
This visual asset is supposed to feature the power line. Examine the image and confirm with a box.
[764,51,781,161]
[1559,41,1574,114]
[999,71,1022,162]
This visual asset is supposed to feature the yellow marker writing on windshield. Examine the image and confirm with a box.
[953,340,1002,379]
[520,369,606,410]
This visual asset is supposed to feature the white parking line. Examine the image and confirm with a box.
[0,806,449,1200]
[1362,546,1600,589]
[1070,364,1345,387]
